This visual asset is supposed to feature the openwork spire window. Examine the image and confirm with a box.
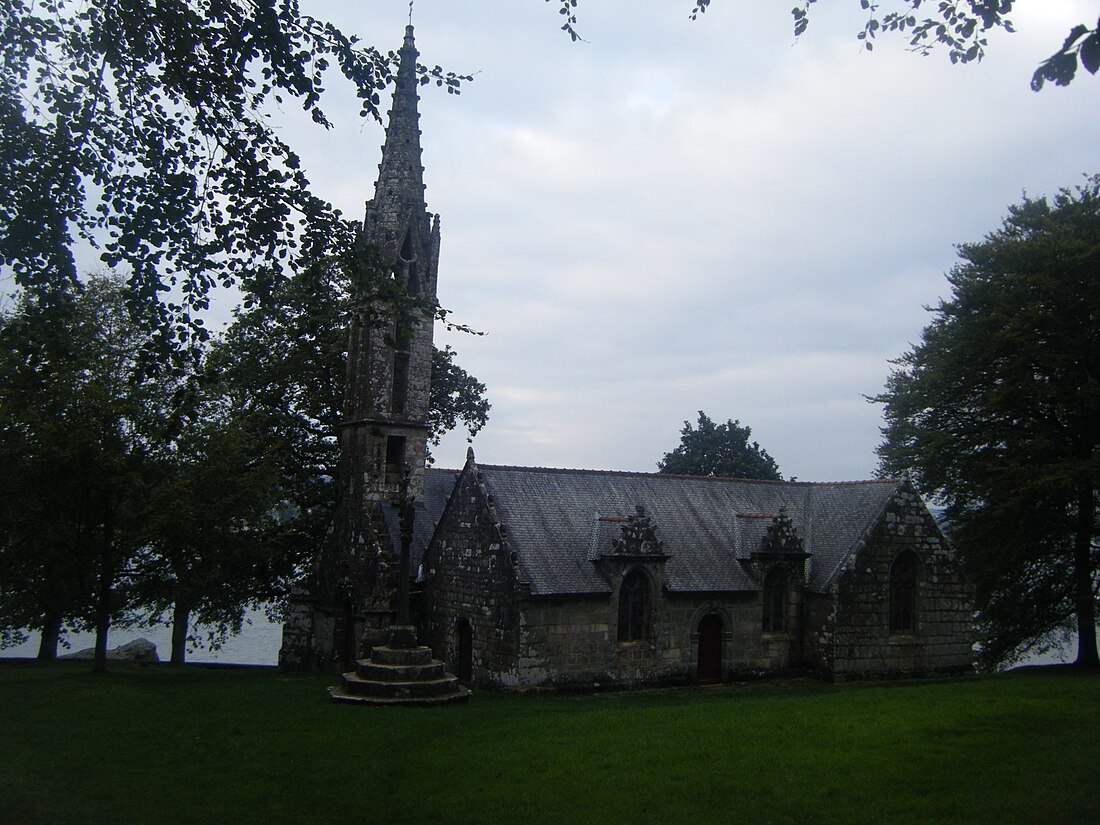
[618,568,649,642]
[762,567,788,632]
[399,226,421,296]
[889,551,919,633]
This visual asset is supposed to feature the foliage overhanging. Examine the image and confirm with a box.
[873,175,1100,669]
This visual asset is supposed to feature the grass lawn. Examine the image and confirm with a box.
[0,662,1096,825]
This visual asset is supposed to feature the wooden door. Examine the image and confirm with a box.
[697,613,723,682]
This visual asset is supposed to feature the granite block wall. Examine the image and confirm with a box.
[824,486,974,678]
[421,468,522,688]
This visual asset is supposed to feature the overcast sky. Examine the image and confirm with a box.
[154,2,1100,480]
[303,0,1100,482]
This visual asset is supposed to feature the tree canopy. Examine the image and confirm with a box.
[0,0,466,352]
[1,3,489,664]
[212,255,490,475]
[551,1,1099,90]
[873,176,1100,669]
[0,274,179,669]
[658,411,783,480]
[0,264,490,665]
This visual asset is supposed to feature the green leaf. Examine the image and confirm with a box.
[1079,31,1100,75]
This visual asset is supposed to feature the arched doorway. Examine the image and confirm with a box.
[697,613,723,682]
[456,618,473,685]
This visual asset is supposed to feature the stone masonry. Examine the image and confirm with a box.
[419,460,975,690]
[421,457,523,688]
[817,486,974,678]
[279,24,440,674]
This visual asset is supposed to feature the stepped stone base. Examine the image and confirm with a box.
[329,625,469,706]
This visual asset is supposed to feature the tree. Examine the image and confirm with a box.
[212,257,490,473]
[132,397,288,665]
[0,274,176,671]
[658,411,783,480]
[429,345,491,457]
[206,258,490,614]
[212,257,488,477]
[551,1,1099,90]
[0,0,466,350]
[873,176,1100,669]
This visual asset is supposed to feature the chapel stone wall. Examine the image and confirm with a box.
[516,590,805,689]
[421,468,521,688]
[825,487,974,678]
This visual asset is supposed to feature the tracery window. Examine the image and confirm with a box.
[889,551,919,633]
[762,567,788,632]
[618,569,649,642]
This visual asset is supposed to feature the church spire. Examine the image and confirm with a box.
[369,24,427,245]
[277,21,442,677]
[350,23,441,502]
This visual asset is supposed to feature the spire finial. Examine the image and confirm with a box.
[408,0,414,26]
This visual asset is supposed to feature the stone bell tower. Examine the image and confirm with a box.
[346,22,439,505]
[279,24,439,674]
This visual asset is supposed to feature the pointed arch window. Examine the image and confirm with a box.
[399,227,420,296]
[618,569,649,642]
[762,567,788,632]
[889,551,919,633]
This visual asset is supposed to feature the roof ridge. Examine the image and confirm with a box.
[476,463,896,486]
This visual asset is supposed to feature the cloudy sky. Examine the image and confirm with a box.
[270,2,1099,480]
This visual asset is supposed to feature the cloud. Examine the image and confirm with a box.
[300,0,1100,484]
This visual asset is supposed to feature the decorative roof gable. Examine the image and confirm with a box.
[609,506,665,557]
[759,507,808,556]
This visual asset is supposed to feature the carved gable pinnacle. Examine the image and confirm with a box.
[611,505,664,556]
[760,507,805,555]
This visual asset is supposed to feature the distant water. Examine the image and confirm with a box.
[0,609,1087,667]
[0,606,282,665]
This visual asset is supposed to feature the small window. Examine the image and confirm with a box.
[618,569,649,642]
[385,435,406,484]
[889,551,919,633]
[762,567,787,632]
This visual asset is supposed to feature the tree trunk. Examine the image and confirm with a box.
[92,496,114,675]
[1072,484,1099,668]
[37,611,62,661]
[92,586,111,674]
[170,601,190,665]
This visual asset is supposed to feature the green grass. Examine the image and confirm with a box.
[0,663,1096,825]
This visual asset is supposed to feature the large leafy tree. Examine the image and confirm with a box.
[0,274,177,671]
[213,255,490,464]
[132,396,288,665]
[874,176,1100,669]
[0,272,305,667]
[552,1,1099,90]
[658,411,783,480]
[0,0,465,350]
[208,258,490,601]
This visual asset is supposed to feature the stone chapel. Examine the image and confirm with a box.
[278,26,975,690]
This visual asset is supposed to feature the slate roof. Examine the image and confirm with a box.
[382,467,460,576]
[452,464,900,597]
